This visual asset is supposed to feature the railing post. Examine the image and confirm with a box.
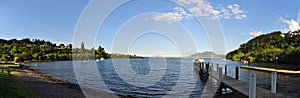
[201,63,204,71]
[219,67,223,81]
[217,64,219,72]
[225,65,227,75]
[249,73,256,98]
[235,67,239,80]
[199,62,202,69]
[206,63,209,73]
[210,64,213,75]
[271,72,277,94]
[218,67,223,94]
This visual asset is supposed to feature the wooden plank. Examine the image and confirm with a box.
[200,67,285,98]
[241,66,300,74]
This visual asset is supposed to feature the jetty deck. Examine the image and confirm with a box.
[195,62,285,98]
[241,66,300,74]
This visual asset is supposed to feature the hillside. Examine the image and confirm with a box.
[0,38,109,61]
[226,30,300,64]
[189,51,225,58]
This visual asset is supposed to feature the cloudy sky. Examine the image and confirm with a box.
[0,0,300,56]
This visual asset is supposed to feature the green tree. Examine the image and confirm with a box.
[10,46,20,55]
[58,44,65,48]
[227,30,300,64]
[0,55,7,61]
[80,42,85,54]
[22,52,31,60]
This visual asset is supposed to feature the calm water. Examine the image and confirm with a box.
[27,58,300,97]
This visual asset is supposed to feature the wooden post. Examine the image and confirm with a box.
[199,62,202,69]
[210,64,213,75]
[225,65,227,75]
[219,67,223,81]
[235,67,239,80]
[249,73,256,98]
[210,64,213,72]
[218,67,223,95]
[199,62,203,76]
[271,72,277,94]
[199,68,203,76]
[206,63,209,73]
[197,62,200,69]
[217,64,219,72]
[248,57,251,66]
[201,64,204,71]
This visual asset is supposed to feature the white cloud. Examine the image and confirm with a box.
[280,18,300,33]
[248,31,262,37]
[153,7,192,23]
[153,0,247,22]
[298,11,300,26]
[219,8,232,19]
[227,4,247,19]
[175,0,221,19]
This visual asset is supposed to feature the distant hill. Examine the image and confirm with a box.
[226,30,300,64]
[189,51,225,58]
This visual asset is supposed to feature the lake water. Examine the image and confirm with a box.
[27,58,300,97]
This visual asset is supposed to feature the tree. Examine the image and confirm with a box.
[80,42,85,54]
[58,44,65,48]
[22,52,31,60]
[10,46,20,55]
[227,30,300,64]
[0,38,116,61]
[67,44,72,49]
[0,55,7,61]
[96,46,108,59]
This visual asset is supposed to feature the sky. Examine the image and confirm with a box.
[0,0,300,57]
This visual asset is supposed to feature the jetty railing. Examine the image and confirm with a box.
[193,61,282,98]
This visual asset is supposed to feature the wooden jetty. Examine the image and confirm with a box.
[241,66,300,74]
[194,62,285,98]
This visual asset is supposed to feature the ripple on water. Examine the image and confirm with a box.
[27,58,300,97]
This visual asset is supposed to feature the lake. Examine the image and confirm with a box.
[27,58,300,97]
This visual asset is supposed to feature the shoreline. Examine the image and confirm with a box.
[15,67,85,98]
[14,66,122,98]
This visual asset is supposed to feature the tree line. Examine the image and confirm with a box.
[226,30,300,64]
[0,38,142,62]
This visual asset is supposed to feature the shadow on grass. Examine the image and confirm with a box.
[0,71,34,98]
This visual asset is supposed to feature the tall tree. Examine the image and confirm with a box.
[80,42,85,54]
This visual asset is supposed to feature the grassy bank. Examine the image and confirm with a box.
[0,70,34,98]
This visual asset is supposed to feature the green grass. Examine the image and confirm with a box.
[0,71,34,98]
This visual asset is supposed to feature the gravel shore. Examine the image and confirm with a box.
[15,68,86,98]
[14,67,122,98]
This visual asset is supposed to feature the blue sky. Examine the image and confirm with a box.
[1,0,300,57]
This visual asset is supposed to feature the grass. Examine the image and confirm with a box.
[0,70,35,98]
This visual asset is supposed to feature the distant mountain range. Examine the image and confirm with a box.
[188,51,226,58]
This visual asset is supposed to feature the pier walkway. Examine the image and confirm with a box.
[241,66,300,74]
[194,62,285,98]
